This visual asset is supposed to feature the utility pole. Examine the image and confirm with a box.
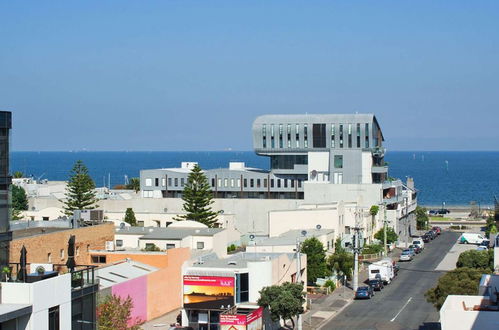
[353,209,363,292]
[383,202,388,256]
[296,230,306,330]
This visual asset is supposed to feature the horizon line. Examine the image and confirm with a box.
[10,149,499,153]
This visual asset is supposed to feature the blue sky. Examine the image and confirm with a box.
[1,1,498,151]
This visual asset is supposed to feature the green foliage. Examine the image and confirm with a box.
[124,208,137,226]
[324,279,336,292]
[175,164,219,227]
[126,178,140,193]
[97,294,143,330]
[62,160,98,216]
[456,250,491,271]
[227,244,237,253]
[449,225,468,230]
[485,217,498,238]
[361,244,383,255]
[327,238,354,280]
[12,171,24,178]
[416,206,429,230]
[369,205,379,216]
[258,282,305,328]
[425,267,485,310]
[301,237,330,284]
[374,227,398,244]
[142,244,161,252]
[11,185,28,220]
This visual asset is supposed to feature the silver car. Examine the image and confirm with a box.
[399,252,412,262]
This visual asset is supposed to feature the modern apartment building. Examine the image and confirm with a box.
[0,111,12,267]
[140,114,387,200]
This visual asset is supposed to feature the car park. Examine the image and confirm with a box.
[355,286,375,299]
[369,279,384,291]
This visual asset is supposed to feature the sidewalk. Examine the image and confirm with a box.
[302,249,402,330]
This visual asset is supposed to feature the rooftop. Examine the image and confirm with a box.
[191,252,295,269]
[95,259,158,289]
[116,226,224,239]
[258,228,334,247]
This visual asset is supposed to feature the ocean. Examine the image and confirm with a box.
[10,151,499,207]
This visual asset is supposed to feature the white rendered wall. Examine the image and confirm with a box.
[361,152,373,184]
[248,260,272,303]
[115,234,143,248]
[269,208,342,237]
[440,295,498,330]
[307,152,330,182]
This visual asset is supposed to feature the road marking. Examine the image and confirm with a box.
[390,297,413,322]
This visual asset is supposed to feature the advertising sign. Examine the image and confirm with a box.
[183,275,235,309]
[220,307,263,330]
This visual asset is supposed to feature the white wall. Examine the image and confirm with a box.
[308,152,330,182]
[269,207,342,237]
[304,182,382,207]
[115,234,143,249]
[440,295,498,330]
[248,260,272,303]
[361,151,373,184]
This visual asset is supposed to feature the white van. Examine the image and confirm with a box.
[412,238,425,250]
[459,233,486,245]
[368,258,395,284]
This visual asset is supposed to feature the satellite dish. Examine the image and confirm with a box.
[310,170,317,179]
[301,230,307,237]
[316,224,322,230]
[119,223,125,229]
[249,234,255,240]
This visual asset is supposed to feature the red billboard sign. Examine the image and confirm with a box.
[183,275,235,310]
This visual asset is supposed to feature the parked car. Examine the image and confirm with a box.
[422,235,431,243]
[412,238,425,250]
[432,226,442,235]
[409,245,421,254]
[476,246,488,251]
[369,279,384,291]
[355,286,375,299]
[399,250,413,262]
[426,231,436,240]
[406,247,417,257]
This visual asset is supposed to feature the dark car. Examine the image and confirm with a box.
[355,286,374,299]
[369,279,384,291]
[422,235,431,243]
[409,244,421,254]
[426,231,436,240]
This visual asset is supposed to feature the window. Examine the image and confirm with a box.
[295,124,300,147]
[116,239,123,247]
[87,244,90,252]
[48,306,60,330]
[312,123,326,148]
[256,179,261,188]
[230,178,235,187]
[161,178,166,186]
[48,253,52,263]
[91,255,106,264]
[270,179,274,188]
[174,178,178,187]
[224,178,228,187]
[277,179,281,188]
[262,124,267,148]
[218,178,222,187]
[137,221,144,227]
[211,178,215,187]
[166,244,176,249]
[331,124,335,148]
[264,178,268,188]
[287,124,291,148]
[237,179,241,187]
[279,124,283,148]
[145,243,155,250]
[298,180,302,188]
[284,179,288,188]
[339,124,344,148]
[250,179,254,188]
[304,124,308,148]
[271,124,275,148]
[76,247,80,257]
[42,216,49,221]
[365,123,370,148]
[196,242,205,249]
[181,178,185,187]
[155,178,159,187]
[334,155,343,168]
[236,273,249,303]
[348,124,352,148]
[291,179,295,188]
[60,249,64,260]
[145,178,152,187]
[244,178,247,187]
[168,178,172,186]
[356,123,361,148]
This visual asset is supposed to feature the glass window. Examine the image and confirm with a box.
[262,124,267,148]
[244,178,247,187]
[174,178,178,187]
[181,178,185,187]
[250,179,254,188]
[116,239,123,247]
[60,249,64,259]
[334,155,343,168]
[271,124,275,148]
[166,243,176,249]
[356,123,361,148]
[230,178,235,187]
[138,221,144,227]
[291,179,295,188]
[284,179,288,188]
[304,124,308,148]
[237,178,241,187]
[295,124,300,147]
[224,178,228,187]
[331,124,335,148]
[211,178,215,187]
[264,178,268,188]
[145,178,152,187]
[162,178,166,186]
[48,306,60,330]
[287,124,291,148]
[277,179,281,188]
[196,242,205,249]
[168,178,172,186]
[313,123,326,148]
[279,124,283,148]
[256,179,261,188]
[348,124,352,148]
[218,178,222,187]
[271,179,274,188]
[298,180,302,188]
[155,178,159,186]
[48,253,52,263]
[365,123,369,148]
[339,124,344,148]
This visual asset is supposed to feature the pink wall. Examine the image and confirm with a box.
[112,276,148,326]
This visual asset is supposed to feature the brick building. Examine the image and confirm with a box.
[9,222,114,266]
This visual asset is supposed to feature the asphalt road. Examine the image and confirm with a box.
[323,231,460,330]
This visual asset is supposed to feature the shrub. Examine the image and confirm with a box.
[362,244,383,255]
[324,279,336,292]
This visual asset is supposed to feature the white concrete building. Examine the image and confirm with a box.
[439,295,499,330]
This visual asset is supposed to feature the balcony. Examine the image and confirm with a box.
[372,165,388,174]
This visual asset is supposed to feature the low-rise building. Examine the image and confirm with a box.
[247,228,335,254]
[439,295,498,330]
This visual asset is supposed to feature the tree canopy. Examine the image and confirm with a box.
[425,267,484,310]
[374,227,398,244]
[62,160,98,216]
[175,164,219,227]
[416,206,429,230]
[369,205,379,216]
[126,178,140,193]
[456,249,492,271]
[327,238,354,280]
[258,282,305,328]
[11,185,28,220]
[97,294,143,330]
[124,208,137,226]
[301,237,330,284]
[12,171,24,178]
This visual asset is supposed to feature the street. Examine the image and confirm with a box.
[323,231,460,330]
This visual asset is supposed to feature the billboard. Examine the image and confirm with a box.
[183,275,235,309]
[220,307,263,330]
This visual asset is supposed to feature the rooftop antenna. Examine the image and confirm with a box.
[124,175,129,185]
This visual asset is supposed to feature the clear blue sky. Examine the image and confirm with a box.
[1,1,498,151]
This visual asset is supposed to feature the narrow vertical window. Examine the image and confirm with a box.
[331,124,335,148]
[356,123,361,148]
[271,124,275,148]
[271,179,274,188]
[339,124,344,148]
[264,179,268,188]
[279,124,283,148]
[250,179,254,187]
[365,123,369,148]
[348,124,352,148]
[287,124,291,148]
[262,124,267,148]
[230,178,235,187]
[257,179,261,188]
[295,124,300,148]
[304,124,308,148]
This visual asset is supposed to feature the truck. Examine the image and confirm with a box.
[368,258,395,284]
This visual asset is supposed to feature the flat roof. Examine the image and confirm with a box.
[96,260,158,289]
[136,227,224,240]
[192,252,295,269]
[258,229,334,246]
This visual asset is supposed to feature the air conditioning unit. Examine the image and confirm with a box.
[105,241,115,251]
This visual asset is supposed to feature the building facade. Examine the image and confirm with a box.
[0,111,12,267]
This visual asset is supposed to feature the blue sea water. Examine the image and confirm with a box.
[10,151,499,207]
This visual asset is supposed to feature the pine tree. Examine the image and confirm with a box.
[175,164,219,227]
[124,208,137,226]
[11,185,28,220]
[62,160,98,216]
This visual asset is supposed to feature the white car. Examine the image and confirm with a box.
[399,253,412,262]
[412,239,424,250]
